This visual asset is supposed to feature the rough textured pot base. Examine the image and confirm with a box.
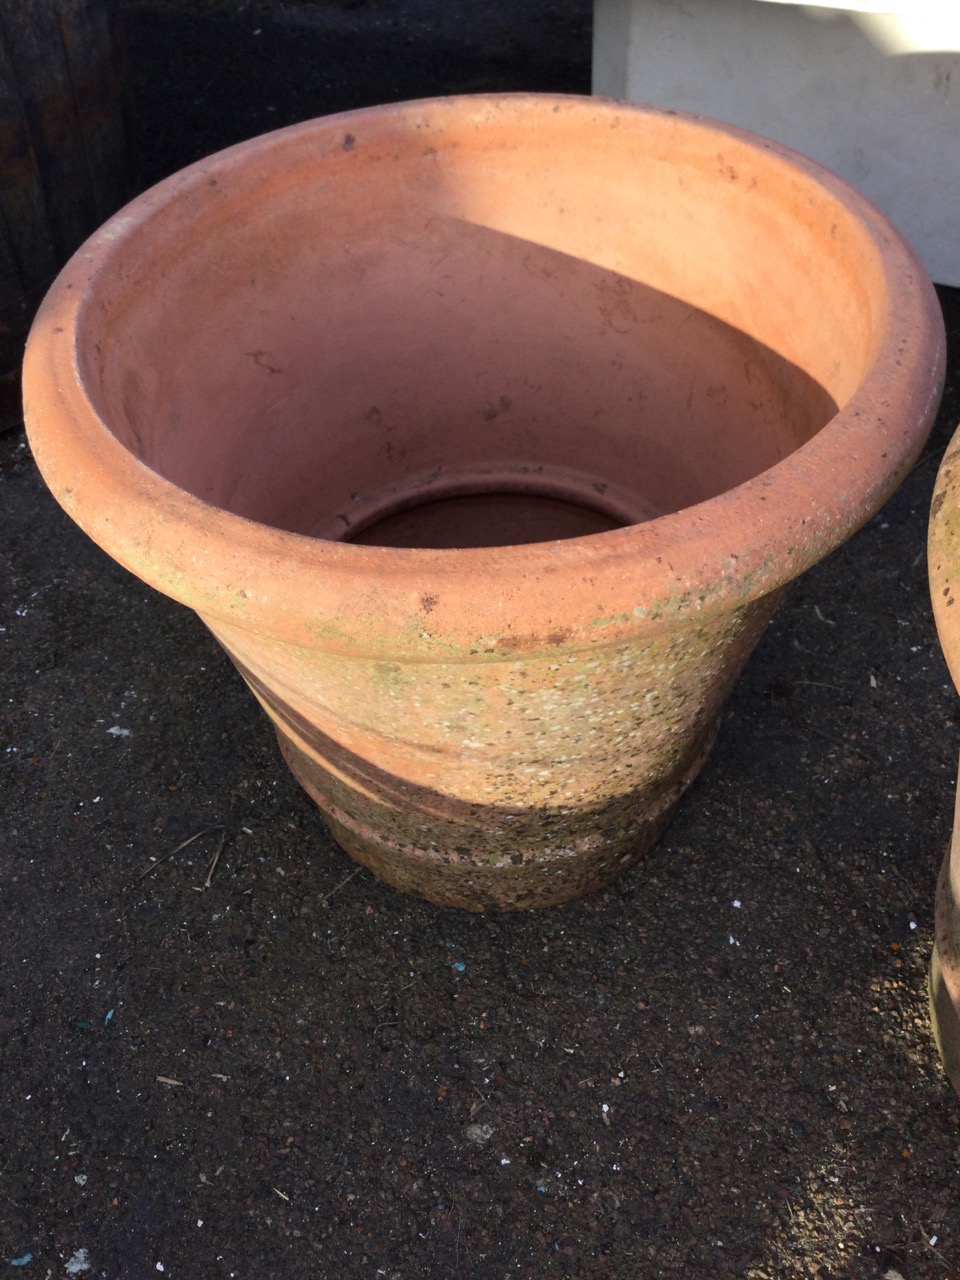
[930,851,960,1097]
[277,726,719,911]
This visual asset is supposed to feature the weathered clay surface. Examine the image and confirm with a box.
[224,592,781,909]
[23,96,945,908]
[930,849,960,1097]
[927,434,960,1095]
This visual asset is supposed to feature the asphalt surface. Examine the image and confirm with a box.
[2,3,960,1277]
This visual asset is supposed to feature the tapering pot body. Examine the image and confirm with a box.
[23,96,944,909]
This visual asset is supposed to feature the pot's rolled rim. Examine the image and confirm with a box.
[24,93,945,660]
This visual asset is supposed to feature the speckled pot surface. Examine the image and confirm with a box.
[927,437,960,1096]
[23,95,944,909]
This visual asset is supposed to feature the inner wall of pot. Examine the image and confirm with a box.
[82,109,880,550]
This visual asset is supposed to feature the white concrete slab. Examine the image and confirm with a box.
[593,0,960,283]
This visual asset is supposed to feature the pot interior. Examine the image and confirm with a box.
[80,101,884,551]
[347,491,624,550]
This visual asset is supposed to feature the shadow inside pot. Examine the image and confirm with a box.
[86,210,839,550]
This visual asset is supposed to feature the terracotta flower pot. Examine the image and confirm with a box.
[23,95,944,910]
[928,441,960,1097]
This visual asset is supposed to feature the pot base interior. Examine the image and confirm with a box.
[347,490,624,549]
[317,462,661,549]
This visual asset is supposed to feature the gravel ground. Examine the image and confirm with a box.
[2,2,960,1277]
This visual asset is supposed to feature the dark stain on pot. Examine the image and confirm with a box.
[342,132,356,150]
[420,594,438,613]
[495,627,573,651]
[482,395,512,420]
[246,349,282,374]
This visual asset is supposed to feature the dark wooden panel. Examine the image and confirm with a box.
[0,0,133,428]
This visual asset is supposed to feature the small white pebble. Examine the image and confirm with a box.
[732,899,741,908]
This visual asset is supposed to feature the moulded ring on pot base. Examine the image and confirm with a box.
[930,851,960,1097]
[275,720,721,912]
[226,588,782,911]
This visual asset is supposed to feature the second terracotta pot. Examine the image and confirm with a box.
[23,96,944,909]
[928,438,960,1097]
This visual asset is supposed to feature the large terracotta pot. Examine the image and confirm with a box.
[23,95,944,910]
[928,442,960,1097]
